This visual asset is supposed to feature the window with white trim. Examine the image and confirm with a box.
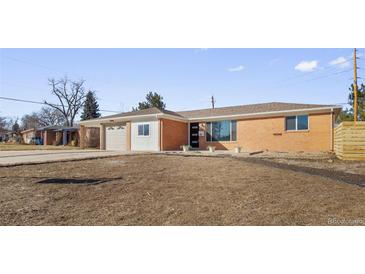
[138,124,150,136]
[285,115,308,131]
[206,120,237,142]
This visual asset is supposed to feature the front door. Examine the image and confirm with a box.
[190,123,199,148]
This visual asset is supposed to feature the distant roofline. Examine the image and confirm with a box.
[22,126,81,132]
[20,128,36,134]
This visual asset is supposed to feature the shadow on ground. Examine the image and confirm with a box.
[36,177,123,185]
[237,157,365,187]
[0,176,123,185]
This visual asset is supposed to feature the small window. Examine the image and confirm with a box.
[143,124,149,136]
[138,123,150,136]
[285,115,308,131]
[231,120,237,141]
[206,120,237,142]
[297,115,308,130]
[138,125,143,135]
[285,116,296,131]
[206,122,211,142]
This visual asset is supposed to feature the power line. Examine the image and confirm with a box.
[283,57,352,82]
[306,68,353,82]
[2,55,62,72]
[2,55,111,85]
[0,96,120,113]
[272,67,352,90]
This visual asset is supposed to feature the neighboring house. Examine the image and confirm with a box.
[79,102,342,152]
[38,126,80,146]
[21,126,80,146]
[0,129,11,142]
[2,130,20,143]
[20,128,41,144]
[21,126,100,147]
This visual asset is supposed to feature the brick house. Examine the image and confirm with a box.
[79,102,342,152]
[20,126,80,145]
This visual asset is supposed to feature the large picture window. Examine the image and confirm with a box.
[206,120,237,142]
[285,115,308,131]
[138,124,150,136]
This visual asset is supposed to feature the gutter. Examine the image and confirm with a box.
[187,106,343,122]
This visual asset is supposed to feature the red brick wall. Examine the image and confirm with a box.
[81,127,100,148]
[43,130,56,145]
[160,118,188,151]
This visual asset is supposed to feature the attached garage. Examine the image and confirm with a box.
[105,124,127,151]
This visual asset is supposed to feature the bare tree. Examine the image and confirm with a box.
[45,77,87,126]
[0,116,8,132]
[37,107,65,127]
[21,112,40,130]
[21,107,66,129]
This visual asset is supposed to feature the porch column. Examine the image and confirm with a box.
[100,124,106,150]
[79,125,86,149]
[62,131,67,145]
[159,119,163,151]
[43,131,48,146]
[126,122,131,151]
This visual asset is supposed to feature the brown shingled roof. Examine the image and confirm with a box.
[91,107,184,120]
[82,102,339,123]
[176,102,336,119]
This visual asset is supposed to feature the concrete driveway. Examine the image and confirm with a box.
[0,150,126,166]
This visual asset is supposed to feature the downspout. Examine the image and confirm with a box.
[160,118,163,152]
[157,114,161,151]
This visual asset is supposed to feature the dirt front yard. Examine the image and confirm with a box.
[1,154,364,225]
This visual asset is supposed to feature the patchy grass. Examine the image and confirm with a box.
[0,143,82,151]
[0,154,364,225]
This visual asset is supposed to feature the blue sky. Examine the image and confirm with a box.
[0,48,363,119]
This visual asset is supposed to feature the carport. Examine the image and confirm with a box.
[54,127,79,146]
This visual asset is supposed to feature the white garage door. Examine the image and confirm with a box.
[105,125,127,151]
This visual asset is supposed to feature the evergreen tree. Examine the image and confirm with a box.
[339,83,365,122]
[133,91,166,111]
[80,91,101,120]
[348,83,365,121]
[12,119,20,133]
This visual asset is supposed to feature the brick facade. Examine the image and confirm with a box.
[198,112,334,152]
[160,118,188,150]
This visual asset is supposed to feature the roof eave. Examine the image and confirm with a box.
[79,106,342,125]
[187,106,342,122]
[79,113,188,126]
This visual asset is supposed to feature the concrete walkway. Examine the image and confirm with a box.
[0,150,126,166]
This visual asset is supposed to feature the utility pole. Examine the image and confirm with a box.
[211,95,215,109]
[353,48,358,124]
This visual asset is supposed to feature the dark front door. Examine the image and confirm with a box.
[190,123,199,148]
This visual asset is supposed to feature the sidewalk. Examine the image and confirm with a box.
[0,150,126,166]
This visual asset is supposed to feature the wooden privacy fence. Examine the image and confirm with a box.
[334,121,365,160]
